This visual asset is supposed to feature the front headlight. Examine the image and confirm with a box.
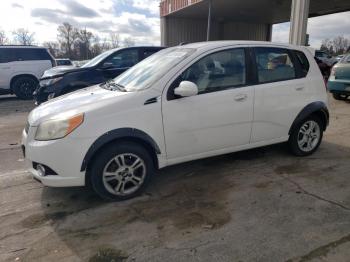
[35,113,84,141]
[40,76,63,86]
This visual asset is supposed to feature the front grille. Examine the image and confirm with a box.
[24,122,30,134]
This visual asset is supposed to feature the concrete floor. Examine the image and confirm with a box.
[0,95,350,262]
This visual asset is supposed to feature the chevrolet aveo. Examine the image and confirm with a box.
[22,41,329,201]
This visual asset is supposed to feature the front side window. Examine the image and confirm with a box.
[105,49,139,68]
[174,48,246,95]
[254,48,296,83]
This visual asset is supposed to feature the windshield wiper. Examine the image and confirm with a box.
[101,80,127,92]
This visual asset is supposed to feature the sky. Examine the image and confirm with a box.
[0,0,349,48]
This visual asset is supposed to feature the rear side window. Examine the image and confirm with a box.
[293,50,310,77]
[254,47,296,84]
[13,48,51,61]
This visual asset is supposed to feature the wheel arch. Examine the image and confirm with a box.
[289,101,329,135]
[81,128,161,173]
[10,74,39,91]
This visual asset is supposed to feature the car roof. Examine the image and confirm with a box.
[181,41,309,51]
[0,45,46,49]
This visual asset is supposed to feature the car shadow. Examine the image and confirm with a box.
[31,140,350,261]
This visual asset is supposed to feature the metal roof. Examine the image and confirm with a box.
[163,0,350,24]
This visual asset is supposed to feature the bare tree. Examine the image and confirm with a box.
[332,36,350,54]
[77,28,94,60]
[109,32,120,48]
[123,37,135,47]
[12,28,35,45]
[0,29,8,45]
[43,41,60,58]
[57,23,79,59]
[320,36,350,55]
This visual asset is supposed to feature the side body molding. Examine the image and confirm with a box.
[289,101,329,135]
[81,128,161,171]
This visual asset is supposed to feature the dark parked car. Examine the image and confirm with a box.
[55,58,73,66]
[34,46,164,104]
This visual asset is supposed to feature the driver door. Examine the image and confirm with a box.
[162,48,254,162]
[101,49,140,79]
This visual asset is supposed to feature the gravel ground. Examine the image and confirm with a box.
[0,94,350,262]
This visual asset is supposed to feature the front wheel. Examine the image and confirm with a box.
[289,116,323,156]
[89,142,154,201]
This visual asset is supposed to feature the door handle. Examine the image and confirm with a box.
[234,94,248,101]
[295,86,305,91]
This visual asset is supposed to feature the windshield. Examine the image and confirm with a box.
[110,47,195,92]
[81,49,117,68]
[340,54,350,64]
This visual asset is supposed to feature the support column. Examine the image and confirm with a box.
[289,0,310,46]
[206,0,212,41]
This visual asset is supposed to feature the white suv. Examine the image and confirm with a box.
[0,46,55,99]
[22,41,329,200]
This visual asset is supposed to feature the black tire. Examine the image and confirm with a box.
[12,76,38,100]
[89,142,154,201]
[288,115,323,156]
[333,93,342,100]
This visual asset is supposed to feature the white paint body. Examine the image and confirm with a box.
[0,46,52,90]
[21,41,328,187]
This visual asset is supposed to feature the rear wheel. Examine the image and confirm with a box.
[333,93,348,100]
[89,142,154,201]
[12,76,38,100]
[289,115,323,156]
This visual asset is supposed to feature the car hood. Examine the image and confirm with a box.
[41,65,89,79]
[28,85,131,126]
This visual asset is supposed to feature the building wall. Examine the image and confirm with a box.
[161,17,272,46]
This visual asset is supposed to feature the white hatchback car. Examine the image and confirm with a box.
[22,41,329,200]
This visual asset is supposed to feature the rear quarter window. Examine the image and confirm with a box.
[293,50,310,77]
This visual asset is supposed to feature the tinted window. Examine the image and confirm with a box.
[105,49,139,68]
[173,48,246,95]
[254,48,296,83]
[143,49,159,59]
[294,50,309,77]
[12,48,51,61]
[0,49,11,63]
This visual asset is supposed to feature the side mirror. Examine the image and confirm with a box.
[101,62,114,69]
[174,81,198,97]
[327,55,332,59]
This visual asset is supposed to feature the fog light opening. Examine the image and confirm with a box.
[37,164,46,177]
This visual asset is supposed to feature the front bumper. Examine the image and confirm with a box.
[21,126,90,187]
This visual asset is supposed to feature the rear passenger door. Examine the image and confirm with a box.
[251,47,310,143]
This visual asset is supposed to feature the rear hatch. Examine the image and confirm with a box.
[335,64,350,80]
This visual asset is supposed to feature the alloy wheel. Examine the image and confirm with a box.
[297,120,321,152]
[102,153,146,196]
